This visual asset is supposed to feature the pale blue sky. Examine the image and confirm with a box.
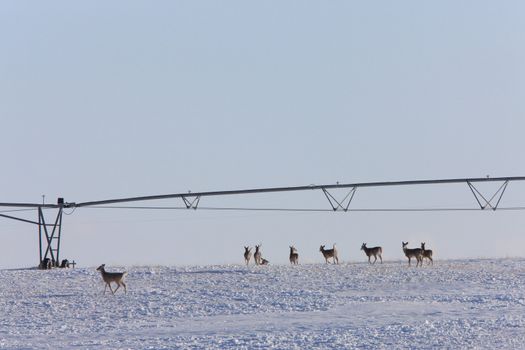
[1,1,525,268]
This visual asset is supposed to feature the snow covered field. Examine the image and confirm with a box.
[1,259,524,349]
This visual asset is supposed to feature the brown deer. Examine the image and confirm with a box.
[243,246,252,266]
[402,242,423,267]
[254,244,262,265]
[260,257,270,265]
[421,242,434,265]
[96,264,127,295]
[289,246,299,265]
[320,244,339,264]
[360,243,383,264]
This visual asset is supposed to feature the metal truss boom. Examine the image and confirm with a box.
[71,176,525,208]
[0,176,524,213]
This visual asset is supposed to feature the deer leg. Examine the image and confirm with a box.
[373,256,377,264]
[408,257,411,266]
[117,281,126,294]
[107,282,115,295]
[379,255,383,264]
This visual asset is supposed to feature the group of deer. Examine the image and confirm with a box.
[244,245,270,266]
[244,245,299,265]
[402,242,433,266]
[245,244,342,266]
[243,244,340,265]
[242,243,384,266]
[360,242,433,266]
[243,242,431,267]
[95,241,434,296]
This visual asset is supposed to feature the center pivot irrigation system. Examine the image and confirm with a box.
[1,176,524,268]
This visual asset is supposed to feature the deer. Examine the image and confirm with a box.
[320,244,339,264]
[243,246,252,266]
[260,257,270,265]
[289,246,299,265]
[254,244,262,265]
[361,243,383,264]
[421,242,434,265]
[402,242,423,267]
[96,264,127,295]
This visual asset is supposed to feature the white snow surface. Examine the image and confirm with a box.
[1,259,525,349]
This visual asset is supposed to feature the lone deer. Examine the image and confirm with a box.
[402,242,423,267]
[320,244,339,264]
[361,243,383,264]
[243,246,252,266]
[96,264,127,295]
[254,244,262,265]
[289,246,299,265]
[421,242,434,265]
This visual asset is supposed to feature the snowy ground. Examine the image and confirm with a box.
[1,259,524,349]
